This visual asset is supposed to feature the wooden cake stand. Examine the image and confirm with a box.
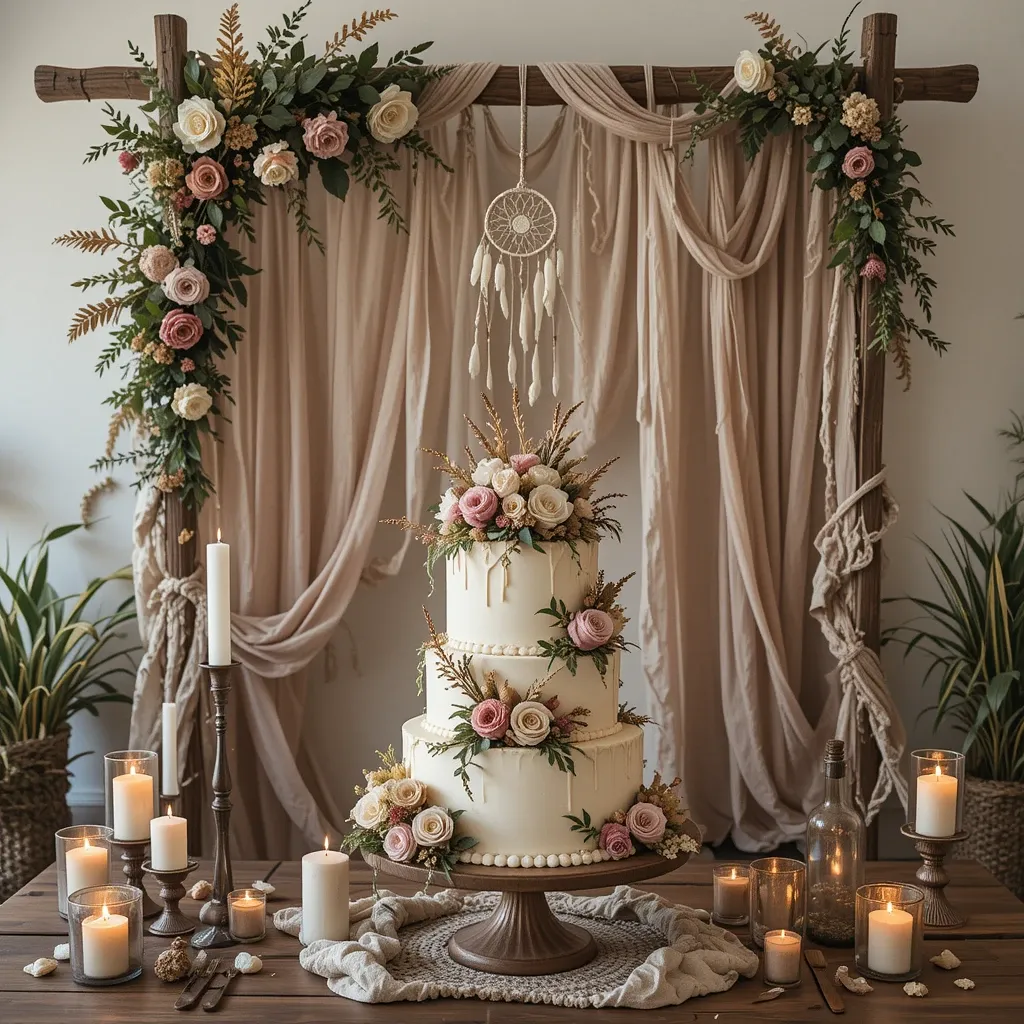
[364,819,700,976]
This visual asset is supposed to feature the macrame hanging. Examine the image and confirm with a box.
[468,65,579,405]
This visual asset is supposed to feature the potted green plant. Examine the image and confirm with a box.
[0,525,135,901]
[886,420,1024,896]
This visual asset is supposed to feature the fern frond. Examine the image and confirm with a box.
[81,476,116,525]
[54,229,125,254]
[892,333,912,392]
[744,11,795,56]
[323,9,397,58]
[68,298,123,342]
[212,3,256,113]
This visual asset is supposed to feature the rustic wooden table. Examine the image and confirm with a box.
[2,858,1022,1021]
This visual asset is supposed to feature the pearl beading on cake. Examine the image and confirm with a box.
[420,718,622,743]
[446,637,544,657]
[456,849,617,868]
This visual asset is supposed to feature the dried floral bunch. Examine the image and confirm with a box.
[61,4,450,509]
[566,774,700,861]
[686,5,953,387]
[536,570,637,677]
[387,388,623,582]
[421,610,589,798]
[343,746,477,881]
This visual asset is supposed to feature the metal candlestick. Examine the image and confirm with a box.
[900,824,970,928]
[191,661,238,949]
[110,838,162,919]
[142,858,198,936]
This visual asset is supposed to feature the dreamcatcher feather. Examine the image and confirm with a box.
[468,66,580,405]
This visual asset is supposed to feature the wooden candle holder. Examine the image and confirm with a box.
[110,838,161,919]
[900,824,970,928]
[142,858,199,936]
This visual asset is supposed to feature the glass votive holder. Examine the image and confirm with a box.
[855,882,924,981]
[104,750,159,842]
[909,749,965,837]
[228,888,267,942]
[750,856,806,948]
[68,884,143,985]
[712,864,750,926]
[56,825,113,919]
[763,928,803,987]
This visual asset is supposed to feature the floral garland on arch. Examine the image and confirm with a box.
[688,6,953,386]
[58,4,448,509]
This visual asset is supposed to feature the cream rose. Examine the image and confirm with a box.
[351,788,389,830]
[172,97,226,154]
[527,484,572,529]
[171,382,212,421]
[490,467,520,498]
[471,457,504,487]
[734,50,774,93]
[523,464,561,490]
[253,142,299,187]
[410,806,454,847]
[390,777,426,809]
[509,700,554,746]
[436,488,459,523]
[501,492,526,521]
[162,265,210,306]
[367,84,419,144]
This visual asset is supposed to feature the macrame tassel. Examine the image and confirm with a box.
[543,255,556,317]
[528,343,541,406]
[470,241,484,287]
[532,268,545,341]
[494,262,509,319]
[518,290,532,352]
[480,251,493,291]
[507,339,517,384]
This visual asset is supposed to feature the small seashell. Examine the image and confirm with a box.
[155,936,192,983]
[930,948,961,970]
[834,965,873,994]
[903,981,928,997]
[235,952,263,975]
[188,879,213,900]
[23,958,58,978]
[52,943,70,962]
[953,977,975,990]
[252,880,275,896]
[753,987,785,1003]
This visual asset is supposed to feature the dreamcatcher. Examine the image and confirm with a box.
[468,65,580,405]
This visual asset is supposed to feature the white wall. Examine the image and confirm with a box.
[3,0,1021,850]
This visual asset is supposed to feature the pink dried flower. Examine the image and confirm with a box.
[567,608,615,651]
[196,224,217,245]
[180,357,196,372]
[544,696,560,711]
[139,245,178,283]
[159,309,203,350]
[494,514,510,529]
[860,255,887,282]
[470,698,510,740]
[383,823,416,863]
[118,151,139,173]
[553,716,571,734]
[841,145,875,180]
[459,486,499,528]
[510,453,540,474]
[625,801,668,844]
[172,187,194,211]
[388,805,411,825]
[599,822,634,860]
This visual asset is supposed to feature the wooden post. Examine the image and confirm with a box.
[153,13,203,854]
[856,12,898,859]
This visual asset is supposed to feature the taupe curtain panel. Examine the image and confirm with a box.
[131,63,905,856]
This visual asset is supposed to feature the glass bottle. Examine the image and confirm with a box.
[805,738,863,946]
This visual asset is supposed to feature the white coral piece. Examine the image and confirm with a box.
[834,965,873,994]
[234,952,262,975]
[954,977,975,990]
[251,880,275,896]
[23,958,58,978]
[930,948,961,970]
[904,981,929,997]
[188,879,213,900]
[52,943,70,961]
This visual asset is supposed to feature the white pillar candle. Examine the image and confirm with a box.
[915,764,958,837]
[111,765,154,841]
[149,806,188,870]
[66,840,109,897]
[714,868,749,920]
[763,929,802,985]
[867,901,913,975]
[81,904,129,979]
[161,702,179,796]
[301,839,349,944]
[207,532,232,666]
[229,896,266,939]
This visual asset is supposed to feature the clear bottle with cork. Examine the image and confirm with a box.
[805,738,864,946]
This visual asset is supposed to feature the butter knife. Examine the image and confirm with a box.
[174,958,220,1011]
[202,966,239,1011]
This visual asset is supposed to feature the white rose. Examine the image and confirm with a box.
[351,788,388,830]
[390,777,427,809]
[471,457,504,487]
[526,484,572,529]
[501,493,526,520]
[490,467,520,498]
[253,141,299,187]
[523,464,561,490]
[172,97,226,154]
[436,488,459,523]
[410,805,454,847]
[574,497,594,519]
[162,265,210,306]
[171,382,212,421]
[733,50,774,93]
[509,700,554,746]
[367,84,419,144]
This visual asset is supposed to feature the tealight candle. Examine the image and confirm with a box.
[867,900,913,975]
[81,903,129,979]
[111,764,154,841]
[66,839,109,898]
[228,889,267,941]
[713,865,749,923]
[763,929,802,986]
[301,837,349,944]
[149,805,188,870]
[915,763,958,837]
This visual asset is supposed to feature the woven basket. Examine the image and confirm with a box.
[0,729,72,902]
[957,775,1024,898]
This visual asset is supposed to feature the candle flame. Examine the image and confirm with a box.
[166,805,173,817]
[935,764,943,777]
[831,857,841,876]
[730,867,737,880]
[129,764,137,775]
[101,904,111,921]
[780,929,787,938]
[323,835,330,853]
[217,527,222,542]
[84,838,91,849]
[886,901,894,914]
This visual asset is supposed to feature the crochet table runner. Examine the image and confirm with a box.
[273,884,759,1008]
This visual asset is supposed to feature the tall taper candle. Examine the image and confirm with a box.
[207,530,231,666]
[161,702,179,796]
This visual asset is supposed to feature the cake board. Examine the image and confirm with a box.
[364,819,701,976]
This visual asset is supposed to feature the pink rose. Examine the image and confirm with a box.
[139,245,178,283]
[599,822,634,860]
[625,801,667,844]
[383,823,416,863]
[510,453,540,474]
[159,309,204,350]
[470,698,510,740]
[118,151,139,173]
[459,486,499,528]
[302,111,350,159]
[567,608,615,651]
[185,156,229,200]
[196,224,217,245]
[162,265,210,306]
[841,145,875,180]
[860,255,886,282]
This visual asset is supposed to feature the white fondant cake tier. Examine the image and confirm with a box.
[446,541,597,650]
[424,648,621,736]
[403,717,643,862]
